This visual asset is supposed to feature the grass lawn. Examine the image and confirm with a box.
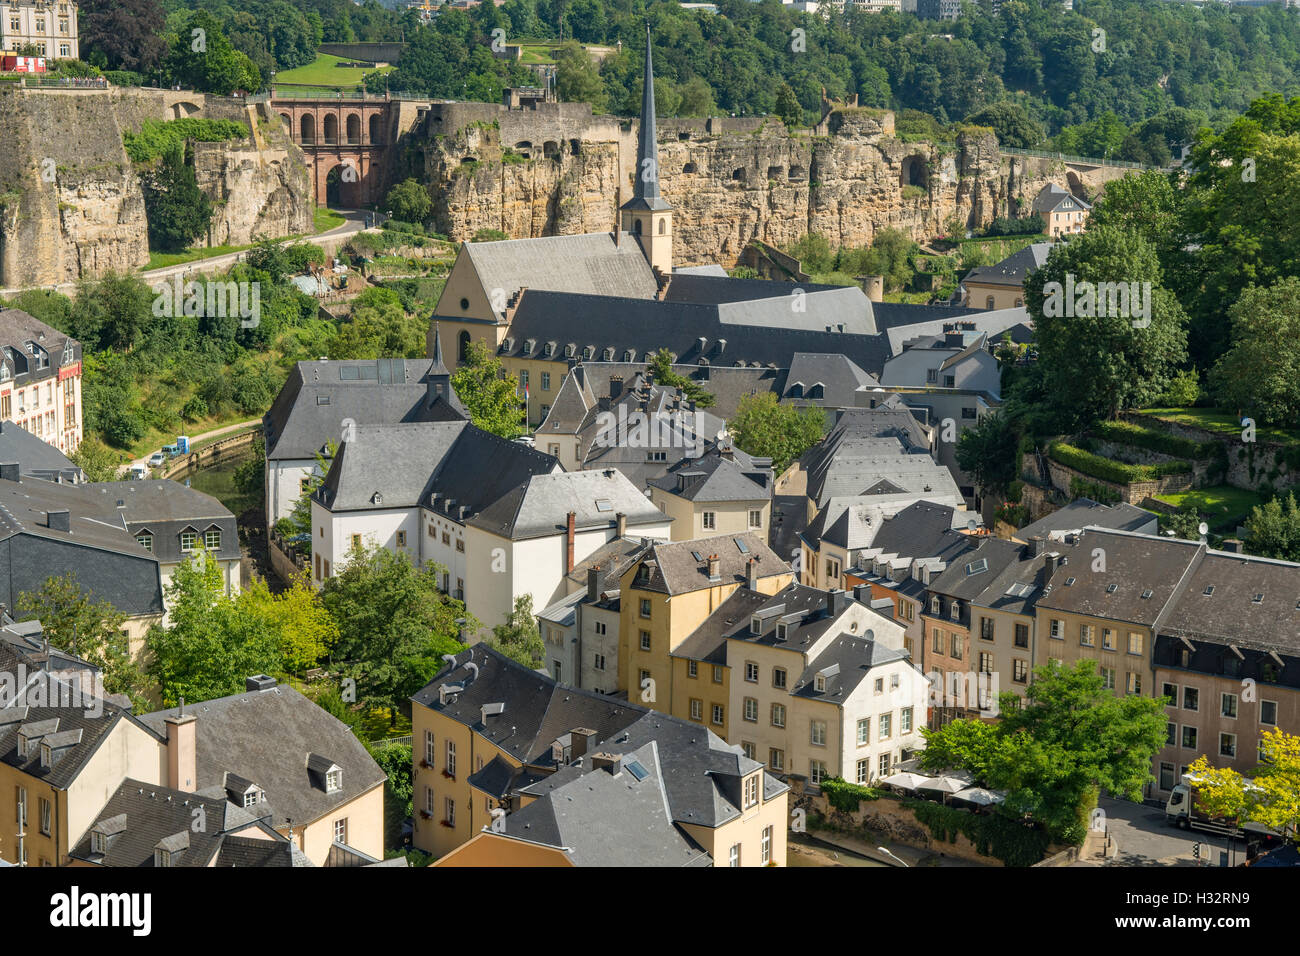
[1155,485,1267,528]
[362,707,413,741]
[274,53,393,90]
[145,244,245,270]
[1139,407,1300,446]
[315,206,346,232]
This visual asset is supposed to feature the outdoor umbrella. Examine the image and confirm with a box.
[953,786,1006,807]
[879,771,934,792]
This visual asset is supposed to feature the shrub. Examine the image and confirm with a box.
[820,777,880,813]
[123,118,249,163]
[1091,420,1216,460]
[1050,441,1192,484]
[906,799,1052,867]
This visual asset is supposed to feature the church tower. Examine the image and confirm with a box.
[620,23,673,274]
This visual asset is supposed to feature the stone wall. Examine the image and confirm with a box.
[403,104,1137,268]
[1119,412,1300,493]
[0,88,313,288]
[1046,457,1196,504]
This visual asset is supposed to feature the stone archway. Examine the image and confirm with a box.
[901,154,927,189]
[346,113,361,145]
[300,114,315,144]
[323,113,339,146]
[369,114,382,145]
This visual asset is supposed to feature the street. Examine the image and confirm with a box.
[1087,797,1245,868]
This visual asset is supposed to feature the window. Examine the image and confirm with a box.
[748,509,762,529]
[702,511,716,530]
[1102,628,1116,650]
[879,713,892,740]
[857,759,870,784]
[874,678,883,694]
[204,529,221,551]
[825,558,840,582]
[243,790,260,808]
[640,630,651,651]
[980,618,994,641]
[334,818,348,843]
[761,826,772,864]
[1261,700,1278,726]
[744,774,759,809]
[1013,659,1028,683]
[91,832,105,855]
[712,665,724,683]
[424,731,435,767]
[1128,632,1144,656]
[1183,687,1199,712]
[1050,619,1063,639]
[444,797,455,827]
[1166,722,1177,746]
[931,597,941,615]
[711,704,724,726]
[1182,726,1198,749]
[1220,733,1237,758]
[772,667,787,689]
[540,372,551,391]
[326,768,342,792]
[1162,682,1177,703]
[1079,624,1094,646]
[690,698,703,721]
[857,717,870,746]
[814,673,826,693]
[741,741,755,760]
[810,760,827,785]
[639,598,651,618]
[593,653,605,671]
[771,703,786,728]
[1221,693,1238,719]
[180,530,197,552]
[729,843,741,867]
[901,707,913,733]
[932,628,943,653]
[39,798,49,836]
[1100,667,1115,690]
[136,533,152,552]
[878,752,891,777]
[445,741,456,777]
[769,749,784,771]
[979,652,993,675]
[1126,672,1142,695]
[949,633,962,661]
[687,660,698,679]
[810,720,826,746]
[395,530,406,548]
[745,661,758,683]
[1159,762,1176,791]
[743,698,758,722]
[594,622,606,636]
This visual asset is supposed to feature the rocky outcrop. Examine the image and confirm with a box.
[409,103,1134,268]
[0,88,312,289]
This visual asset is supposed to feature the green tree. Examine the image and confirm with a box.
[16,572,150,711]
[775,82,803,129]
[238,572,337,674]
[647,348,715,408]
[1187,729,1299,838]
[164,10,261,94]
[451,340,524,439]
[1023,225,1187,433]
[1209,278,1300,427]
[483,594,545,669]
[385,178,432,225]
[1244,491,1300,563]
[319,545,471,721]
[471,228,508,243]
[140,141,213,253]
[954,410,1020,499]
[369,739,414,848]
[787,233,834,274]
[727,392,825,474]
[78,0,168,72]
[69,437,122,482]
[554,40,605,110]
[964,101,1042,148]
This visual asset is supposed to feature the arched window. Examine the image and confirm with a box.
[633,219,642,235]
[300,114,315,144]
[458,331,471,363]
[369,114,381,145]
[658,218,665,235]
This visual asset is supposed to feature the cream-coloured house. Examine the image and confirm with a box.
[0,1,79,59]
[647,446,773,541]
[1032,184,1091,237]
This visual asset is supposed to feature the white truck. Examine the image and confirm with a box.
[1166,773,1276,839]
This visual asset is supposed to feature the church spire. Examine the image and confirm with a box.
[635,21,662,205]
[620,22,672,273]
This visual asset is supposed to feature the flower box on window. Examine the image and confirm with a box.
[441,769,455,780]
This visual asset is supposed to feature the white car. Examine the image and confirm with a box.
[148,452,166,467]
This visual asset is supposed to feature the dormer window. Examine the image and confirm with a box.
[243,788,263,808]
[326,768,342,792]
[1253,593,1264,604]
[949,601,960,620]
[776,622,789,641]
[90,831,106,854]
[155,849,172,868]
[564,343,575,358]
[39,743,50,768]
[931,597,940,615]
[751,616,762,634]
[814,673,826,693]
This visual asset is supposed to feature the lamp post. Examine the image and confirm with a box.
[877,846,909,867]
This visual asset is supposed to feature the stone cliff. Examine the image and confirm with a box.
[407,102,1133,268]
[0,88,313,289]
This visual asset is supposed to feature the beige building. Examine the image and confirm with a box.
[415,644,789,866]
[647,446,772,541]
[0,309,83,456]
[959,242,1051,312]
[0,1,78,61]
[1032,183,1091,238]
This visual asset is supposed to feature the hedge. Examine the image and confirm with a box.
[1049,441,1192,484]
[1092,420,1217,460]
[820,777,881,813]
[123,118,249,163]
[905,799,1052,867]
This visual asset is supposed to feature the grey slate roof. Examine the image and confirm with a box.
[1157,548,1300,655]
[1016,498,1158,543]
[574,362,784,421]
[647,450,771,503]
[138,681,386,832]
[0,308,81,389]
[664,274,879,335]
[782,352,880,408]
[885,307,1029,357]
[962,242,1054,288]
[68,779,296,867]
[467,468,667,541]
[263,358,463,462]
[316,420,560,518]
[1032,183,1092,215]
[792,634,910,702]
[629,532,787,595]
[0,422,80,482]
[82,480,240,564]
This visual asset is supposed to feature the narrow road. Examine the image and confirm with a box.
[117,418,263,478]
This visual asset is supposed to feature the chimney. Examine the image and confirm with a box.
[245,674,277,692]
[853,583,872,604]
[707,554,721,582]
[566,511,576,573]
[571,728,596,760]
[0,462,18,482]
[1044,553,1059,577]
[573,364,586,391]
[591,752,622,775]
[47,509,71,532]
[616,512,627,537]
[745,556,758,591]
[164,706,198,793]
[587,565,607,603]
[826,587,846,617]
[1221,539,1243,554]
[1029,535,1046,557]
[609,377,624,400]
[858,275,884,302]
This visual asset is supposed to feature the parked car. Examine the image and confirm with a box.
[148,452,166,467]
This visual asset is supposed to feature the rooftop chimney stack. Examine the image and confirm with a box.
[616,512,627,538]
[164,708,198,793]
[47,509,71,532]
[1029,535,1046,557]
[587,565,607,603]
[571,728,597,760]
[0,462,18,482]
[745,556,758,591]
[826,587,846,617]
[707,554,721,582]
[566,511,576,573]
[591,752,623,775]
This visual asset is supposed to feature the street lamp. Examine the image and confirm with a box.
[877,846,909,867]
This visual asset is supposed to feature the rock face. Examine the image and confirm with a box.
[407,103,1134,267]
[0,88,312,289]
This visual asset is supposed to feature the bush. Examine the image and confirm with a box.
[1069,476,1122,504]
[906,799,1052,867]
[181,396,209,422]
[472,228,507,243]
[1091,420,1216,460]
[123,118,249,163]
[1157,368,1201,407]
[820,777,880,813]
[981,213,1045,237]
[106,70,144,87]
[1050,441,1192,484]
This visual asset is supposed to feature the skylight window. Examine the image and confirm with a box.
[1141,590,1153,599]
[1106,583,1117,593]
[1204,586,1215,596]
[625,760,648,782]
[1065,577,1076,586]
[965,558,988,575]
[735,538,750,554]
[691,551,703,562]
[1253,593,1264,604]
[595,499,613,512]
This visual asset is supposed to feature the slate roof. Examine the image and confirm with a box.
[1158,548,1300,654]
[460,233,659,322]
[82,480,241,564]
[68,779,297,867]
[885,307,1030,357]
[563,535,651,591]
[962,242,1054,288]
[870,501,968,557]
[263,358,462,462]
[792,634,910,702]
[466,468,667,541]
[0,477,163,616]
[1033,183,1092,215]
[316,421,560,518]
[575,362,783,421]
[138,681,386,832]
[629,532,787,595]
[0,308,81,388]
[0,422,80,482]
[1016,498,1158,542]
[782,352,880,407]
[646,449,771,503]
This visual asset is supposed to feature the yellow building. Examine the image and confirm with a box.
[647,447,773,542]
[617,532,793,729]
[418,644,789,866]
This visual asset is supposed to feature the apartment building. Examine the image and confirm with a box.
[0,1,79,59]
[617,532,793,731]
[648,445,773,541]
[0,309,82,456]
[1032,183,1092,237]
[416,645,789,865]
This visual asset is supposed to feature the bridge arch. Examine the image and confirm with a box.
[300,114,315,144]
[346,113,361,145]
